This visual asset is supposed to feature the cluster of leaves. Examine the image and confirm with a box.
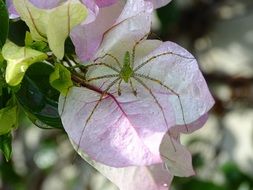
[0,0,65,162]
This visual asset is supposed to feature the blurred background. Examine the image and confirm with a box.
[1,0,253,189]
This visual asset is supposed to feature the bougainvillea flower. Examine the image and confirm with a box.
[12,0,88,59]
[70,0,173,61]
[59,0,214,169]
[70,0,125,61]
[67,0,115,61]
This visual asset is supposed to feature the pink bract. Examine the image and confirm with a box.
[71,0,172,61]
[95,0,118,7]
[70,0,125,61]
[6,0,19,19]
[59,0,214,168]
[75,147,173,190]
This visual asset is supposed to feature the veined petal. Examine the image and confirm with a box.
[13,0,48,41]
[74,146,173,190]
[71,0,153,61]
[95,0,118,8]
[159,133,195,177]
[170,114,209,138]
[159,115,208,177]
[116,0,153,23]
[134,41,215,125]
[13,0,88,59]
[59,86,175,166]
[70,0,124,61]
[46,0,88,59]
[95,9,152,59]
[80,0,99,24]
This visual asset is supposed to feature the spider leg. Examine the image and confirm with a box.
[131,32,150,68]
[117,79,123,96]
[75,77,121,153]
[94,53,122,70]
[85,62,120,73]
[129,79,137,96]
[87,74,119,82]
[133,52,195,72]
[59,87,71,117]
[134,73,188,132]
[132,76,177,151]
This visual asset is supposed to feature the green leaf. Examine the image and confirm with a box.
[0,0,9,49]
[221,162,253,189]
[30,41,49,52]
[0,53,5,95]
[0,103,18,135]
[2,41,48,86]
[0,79,5,96]
[0,96,18,136]
[15,62,63,129]
[0,52,7,96]
[0,133,12,161]
[156,1,180,37]
[13,0,87,59]
[0,52,4,66]
[25,31,49,52]
[64,37,75,55]
[50,63,73,96]
[0,86,11,108]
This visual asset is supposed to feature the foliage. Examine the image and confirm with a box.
[15,62,63,129]
[0,133,12,161]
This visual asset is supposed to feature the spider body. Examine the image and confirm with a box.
[120,51,133,83]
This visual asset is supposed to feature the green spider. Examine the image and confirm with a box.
[64,33,193,152]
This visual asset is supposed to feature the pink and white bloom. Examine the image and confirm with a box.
[70,0,125,61]
[59,0,214,169]
[70,0,172,61]
[8,0,214,188]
